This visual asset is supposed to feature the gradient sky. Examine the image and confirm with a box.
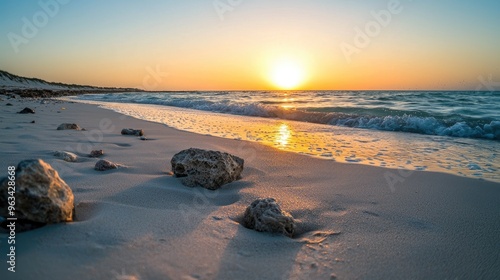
[1,0,499,90]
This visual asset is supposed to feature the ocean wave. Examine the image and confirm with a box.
[78,94,500,140]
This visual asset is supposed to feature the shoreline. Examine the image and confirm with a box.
[65,97,500,184]
[1,96,499,279]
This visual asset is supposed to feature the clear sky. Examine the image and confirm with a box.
[1,0,499,90]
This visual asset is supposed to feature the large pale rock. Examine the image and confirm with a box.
[57,123,82,130]
[0,159,74,224]
[171,148,244,190]
[54,151,78,162]
[243,198,295,237]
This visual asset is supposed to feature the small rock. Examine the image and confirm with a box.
[40,99,49,104]
[31,120,35,123]
[57,123,82,130]
[94,159,118,171]
[6,103,13,106]
[243,198,295,237]
[0,159,74,225]
[121,128,144,136]
[18,107,35,114]
[140,136,147,140]
[89,150,104,158]
[54,151,78,162]
[171,148,244,190]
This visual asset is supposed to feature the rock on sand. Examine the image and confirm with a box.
[121,128,144,136]
[89,150,104,158]
[18,107,35,114]
[243,198,295,237]
[171,148,244,190]
[95,159,118,171]
[54,151,78,162]
[0,159,74,224]
[57,123,82,130]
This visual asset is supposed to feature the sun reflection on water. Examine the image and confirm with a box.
[79,100,500,183]
[276,123,291,149]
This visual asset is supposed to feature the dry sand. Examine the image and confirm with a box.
[0,97,499,280]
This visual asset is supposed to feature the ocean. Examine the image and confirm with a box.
[73,91,500,182]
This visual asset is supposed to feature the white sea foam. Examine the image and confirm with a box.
[65,98,500,183]
[77,91,500,140]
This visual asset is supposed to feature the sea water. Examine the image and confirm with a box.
[72,91,499,182]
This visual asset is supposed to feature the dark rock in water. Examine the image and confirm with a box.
[6,103,13,106]
[121,128,144,136]
[31,120,35,123]
[171,148,244,190]
[95,159,118,171]
[89,150,104,158]
[57,123,82,130]
[243,198,295,237]
[18,107,35,114]
[0,159,74,225]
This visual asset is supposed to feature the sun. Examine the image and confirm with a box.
[270,59,305,90]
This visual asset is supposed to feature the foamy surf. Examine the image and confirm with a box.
[65,98,500,183]
[76,91,500,140]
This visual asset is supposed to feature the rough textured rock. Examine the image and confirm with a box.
[243,198,295,237]
[18,107,35,114]
[54,151,78,162]
[121,128,144,136]
[89,150,104,158]
[0,159,74,224]
[171,148,244,190]
[57,123,82,130]
[95,159,118,171]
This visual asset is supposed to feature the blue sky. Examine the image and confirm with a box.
[1,0,499,90]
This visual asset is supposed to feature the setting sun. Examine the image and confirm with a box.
[270,59,305,90]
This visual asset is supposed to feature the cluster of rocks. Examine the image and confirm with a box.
[170,148,295,237]
[1,120,295,236]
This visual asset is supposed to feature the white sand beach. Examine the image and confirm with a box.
[1,97,499,280]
